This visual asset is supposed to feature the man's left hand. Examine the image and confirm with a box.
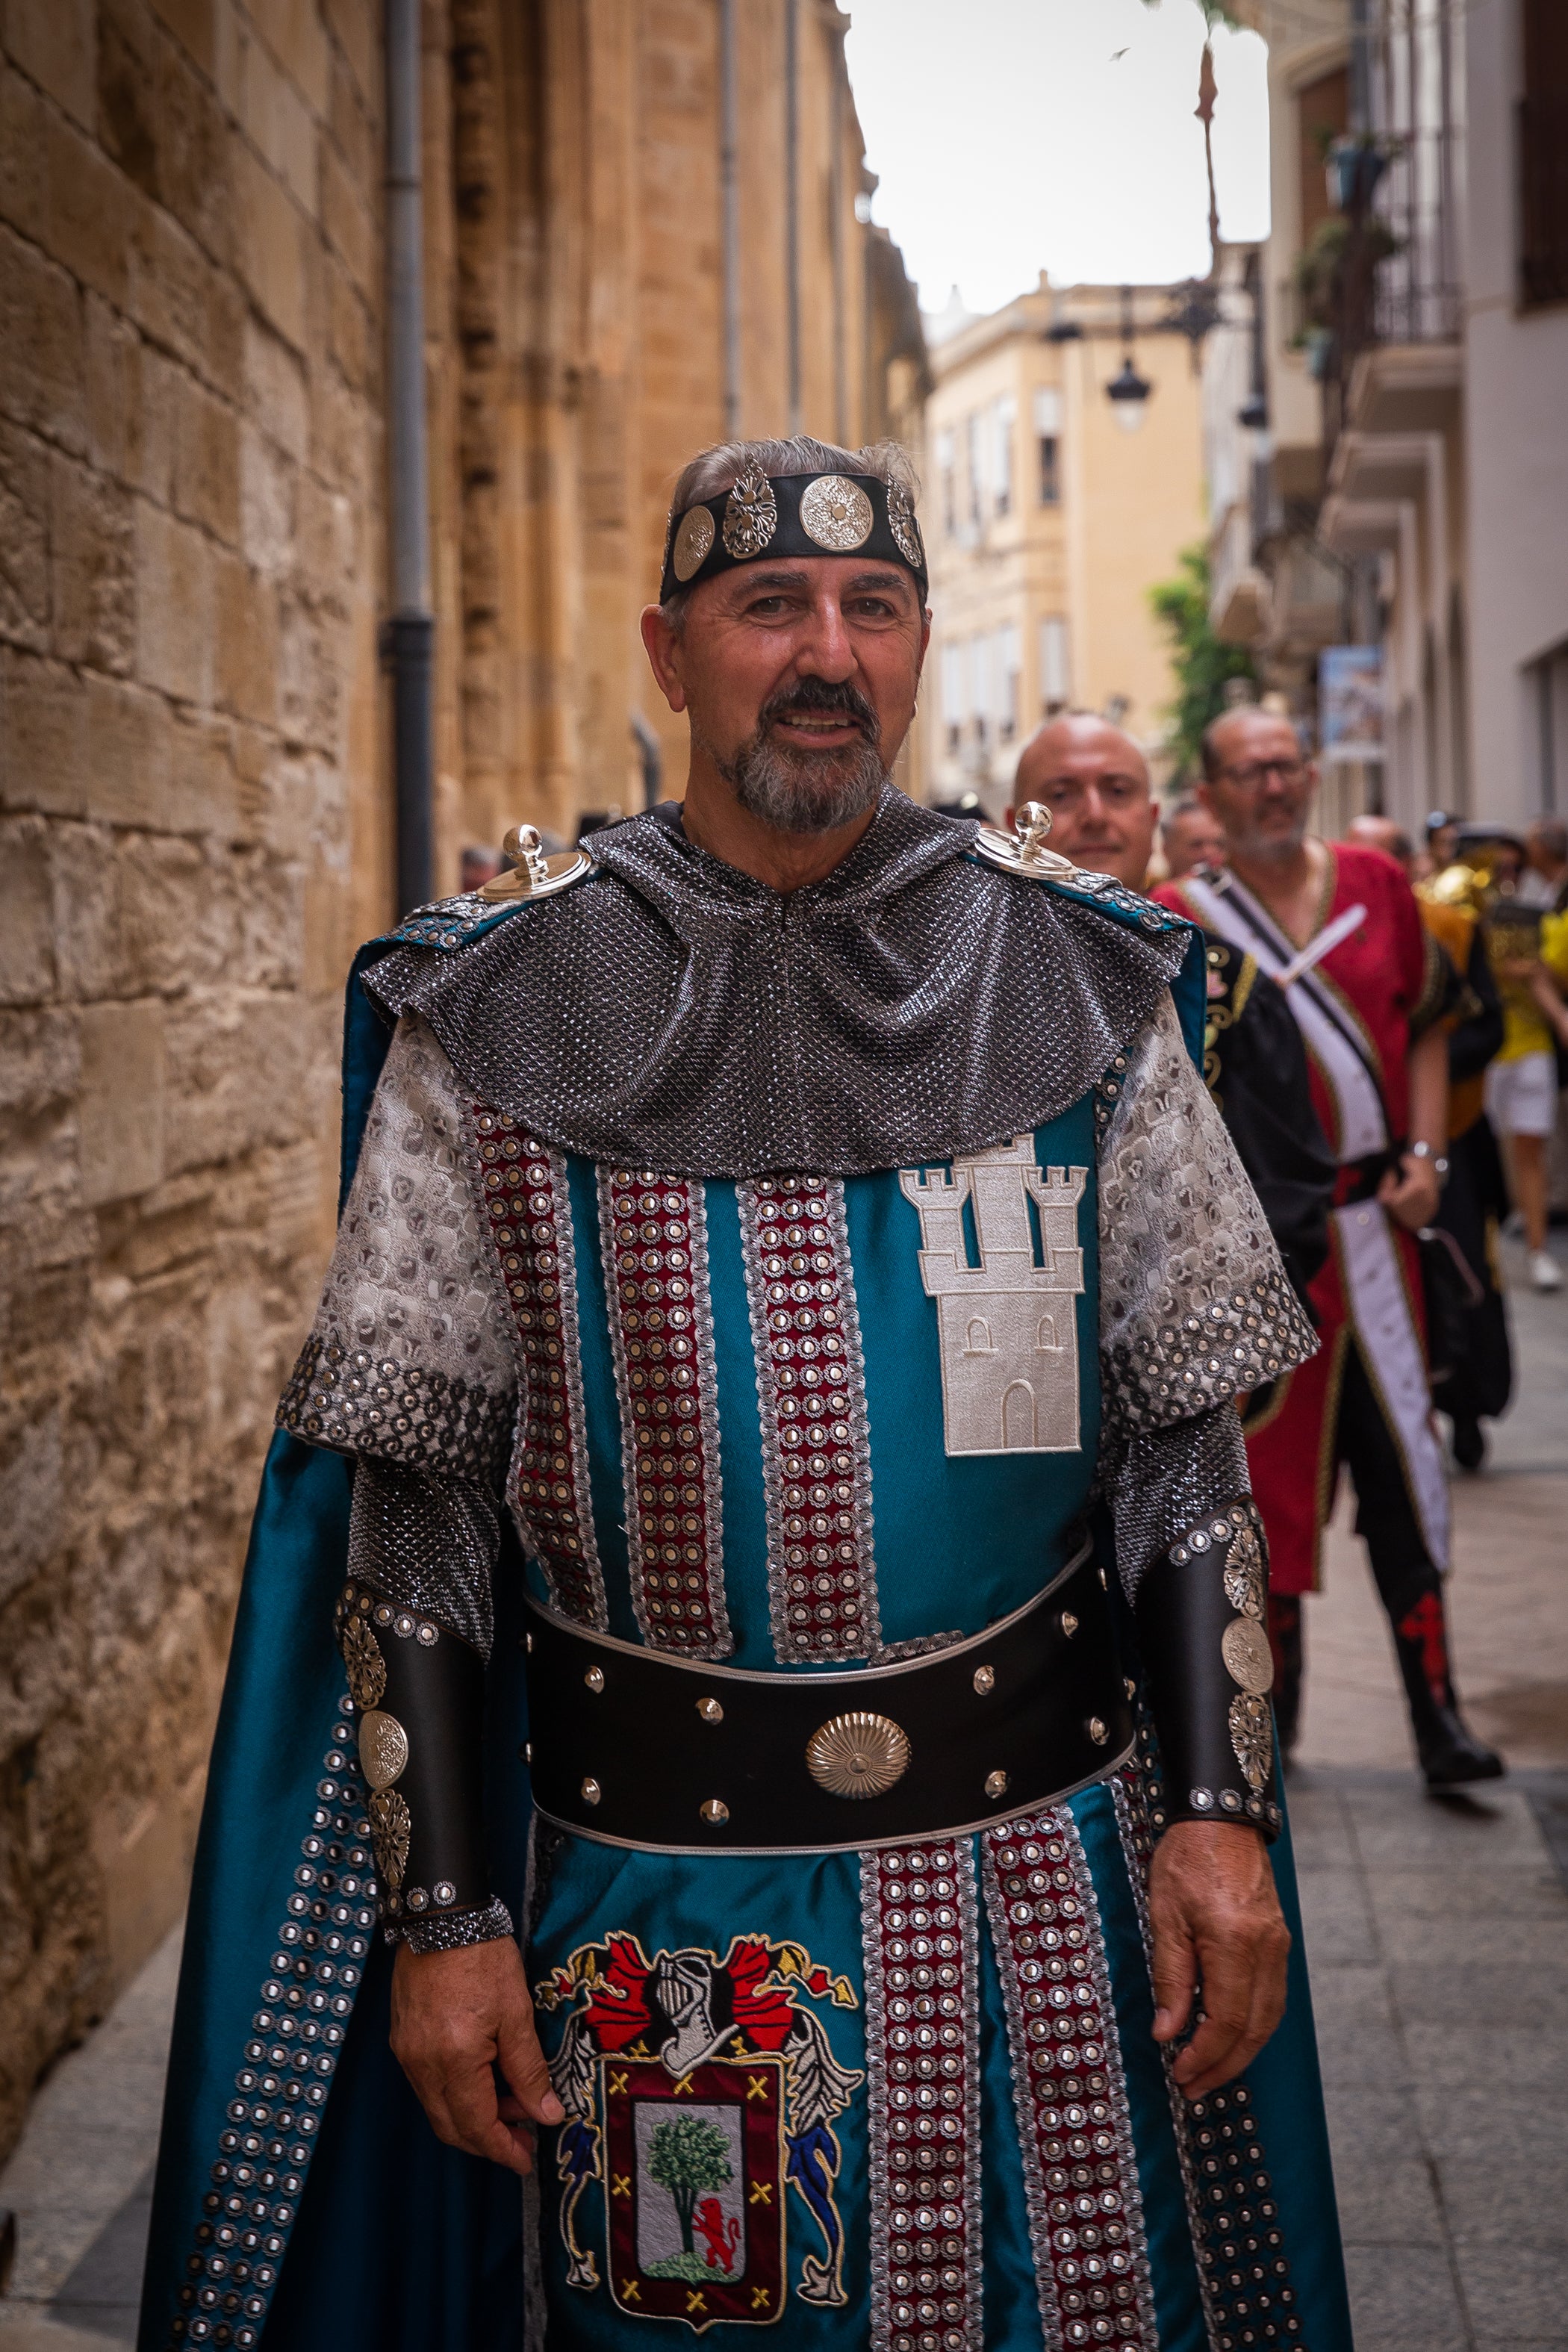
[1377,1151,1442,1233]
[1147,1821,1290,2100]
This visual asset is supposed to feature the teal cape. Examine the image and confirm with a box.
[137,886,1351,2352]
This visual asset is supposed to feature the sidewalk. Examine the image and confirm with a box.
[1285,1231,1568,2352]
[1,1242,1564,2349]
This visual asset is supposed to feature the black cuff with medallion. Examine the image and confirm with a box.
[1132,1500,1282,1840]
[334,1580,508,1942]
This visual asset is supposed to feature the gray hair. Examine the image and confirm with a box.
[660,435,922,632]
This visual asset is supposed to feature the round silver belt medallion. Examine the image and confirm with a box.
[806,1710,912,1799]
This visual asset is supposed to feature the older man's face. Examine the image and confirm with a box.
[647,556,928,833]
[1198,713,1316,862]
[1008,721,1157,889]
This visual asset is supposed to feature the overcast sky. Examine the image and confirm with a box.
[842,0,1272,315]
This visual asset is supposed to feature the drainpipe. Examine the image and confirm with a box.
[383,0,435,914]
[785,0,801,433]
[631,710,664,812]
[719,0,741,435]
[1348,0,1372,137]
[830,25,846,444]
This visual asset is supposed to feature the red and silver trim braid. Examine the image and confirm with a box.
[862,1839,983,2352]
[472,1113,606,1628]
[1114,1726,1303,2348]
[982,1810,1157,2352]
[598,1169,731,1657]
[740,1175,880,1661]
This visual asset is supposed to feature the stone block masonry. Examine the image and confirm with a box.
[0,0,389,2165]
[0,0,928,2172]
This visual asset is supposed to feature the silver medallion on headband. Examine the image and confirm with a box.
[672,504,715,582]
[885,476,925,571]
[722,463,779,559]
[800,474,874,553]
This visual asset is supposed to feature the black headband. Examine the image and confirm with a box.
[659,465,929,606]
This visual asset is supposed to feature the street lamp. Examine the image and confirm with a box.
[1106,355,1153,431]
[1104,283,1152,432]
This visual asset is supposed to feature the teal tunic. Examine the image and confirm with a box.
[138,886,1351,2352]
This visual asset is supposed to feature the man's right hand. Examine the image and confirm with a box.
[390,1935,562,2174]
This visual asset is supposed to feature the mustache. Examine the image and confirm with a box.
[759,676,880,741]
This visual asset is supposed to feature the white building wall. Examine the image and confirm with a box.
[1463,0,1568,821]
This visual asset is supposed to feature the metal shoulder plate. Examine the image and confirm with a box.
[971,809,1190,938]
[387,826,594,952]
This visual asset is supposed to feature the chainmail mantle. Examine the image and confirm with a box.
[364,790,1192,1178]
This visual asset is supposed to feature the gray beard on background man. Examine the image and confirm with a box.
[708,677,889,835]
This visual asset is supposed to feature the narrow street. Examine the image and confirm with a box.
[1,1242,1564,2352]
[1289,1231,1568,2352]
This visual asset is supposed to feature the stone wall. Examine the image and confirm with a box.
[0,0,389,2157]
[0,0,924,2161]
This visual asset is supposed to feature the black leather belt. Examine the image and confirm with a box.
[522,1543,1133,1854]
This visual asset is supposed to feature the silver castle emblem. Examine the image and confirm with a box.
[899,1139,1087,1455]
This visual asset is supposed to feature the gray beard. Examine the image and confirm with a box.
[718,729,889,836]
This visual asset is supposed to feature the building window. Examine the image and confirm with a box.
[965,413,983,530]
[998,624,1021,741]
[1520,0,1568,309]
[1033,388,1062,505]
[1039,615,1069,712]
[993,397,1015,517]
[940,639,968,753]
[936,428,956,538]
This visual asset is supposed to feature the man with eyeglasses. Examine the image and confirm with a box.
[1009,715,1334,1310]
[1154,709,1502,1792]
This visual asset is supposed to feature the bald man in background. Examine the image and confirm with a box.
[1007,717,1334,1314]
[1007,712,1160,883]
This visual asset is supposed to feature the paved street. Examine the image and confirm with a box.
[1,1241,1564,2351]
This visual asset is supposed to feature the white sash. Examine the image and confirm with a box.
[1333,1201,1451,1571]
[1180,872,1389,1163]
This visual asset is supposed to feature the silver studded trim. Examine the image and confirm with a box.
[1114,1731,1301,2349]
[598,1169,732,1658]
[741,1175,881,1661]
[861,1838,983,2352]
[980,1811,1157,2352]
[277,1333,508,1481]
[470,1110,608,1629]
[163,1696,376,2351]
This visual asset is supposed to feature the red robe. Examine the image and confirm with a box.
[1155,846,1444,1593]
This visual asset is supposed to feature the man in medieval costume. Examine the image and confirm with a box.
[140,441,1351,2352]
[1155,710,1502,1789]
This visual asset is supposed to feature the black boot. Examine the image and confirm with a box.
[1449,1415,1487,1473]
[1393,1590,1505,1788]
[1266,1594,1303,1765]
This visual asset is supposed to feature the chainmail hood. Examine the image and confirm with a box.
[364,788,1191,1177]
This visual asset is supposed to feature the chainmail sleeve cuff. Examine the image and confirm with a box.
[346,1460,501,1658]
[1105,1404,1250,1600]
[399,1899,515,1955]
[1133,1499,1282,1842]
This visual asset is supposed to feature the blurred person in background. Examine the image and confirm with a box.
[1155,711,1502,1791]
[1012,718,1334,1308]
[1452,824,1568,1290]
[1162,794,1228,880]
[1516,815,1568,914]
[1346,827,1517,1469]
[1416,810,1460,884]
[1007,711,1159,883]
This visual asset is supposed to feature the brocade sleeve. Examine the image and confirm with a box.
[280,1014,517,1950]
[1095,993,1316,1837]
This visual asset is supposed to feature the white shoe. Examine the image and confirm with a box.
[1528,1248,1564,1291]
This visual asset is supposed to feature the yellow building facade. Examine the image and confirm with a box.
[922,281,1208,809]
